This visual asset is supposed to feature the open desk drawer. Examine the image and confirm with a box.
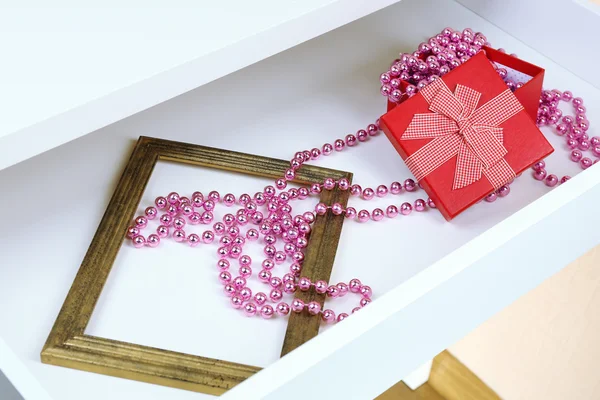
[1,0,599,399]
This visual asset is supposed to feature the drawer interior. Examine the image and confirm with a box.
[1,0,598,399]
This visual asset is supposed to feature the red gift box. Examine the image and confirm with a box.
[380,51,553,221]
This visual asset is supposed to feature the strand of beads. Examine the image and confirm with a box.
[127,190,373,324]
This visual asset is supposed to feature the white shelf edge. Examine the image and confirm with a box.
[222,162,600,399]
[0,0,399,172]
[0,337,52,400]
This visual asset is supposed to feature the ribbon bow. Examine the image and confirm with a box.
[402,79,523,190]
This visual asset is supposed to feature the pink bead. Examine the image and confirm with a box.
[270,289,283,302]
[156,225,169,238]
[386,205,399,218]
[311,183,322,194]
[322,309,336,324]
[497,185,511,197]
[315,203,328,216]
[222,193,235,206]
[390,181,402,194]
[229,245,242,258]
[217,246,229,257]
[350,184,362,196]
[258,269,271,283]
[254,292,267,305]
[239,287,253,301]
[283,281,296,294]
[532,160,545,171]
[545,174,558,187]
[307,301,321,315]
[303,212,316,223]
[337,313,349,323]
[484,192,497,202]
[345,134,357,147]
[173,229,186,242]
[290,263,302,276]
[147,234,160,247]
[323,178,336,190]
[276,179,287,190]
[207,191,219,202]
[345,207,357,219]
[556,123,568,136]
[593,145,600,157]
[167,192,180,205]
[135,216,148,228]
[357,129,369,142]
[260,305,274,319]
[357,210,370,222]
[579,140,591,151]
[327,285,339,298]
[276,302,291,316]
[376,185,389,197]
[155,196,167,209]
[244,302,257,317]
[201,211,213,224]
[562,90,573,101]
[298,277,311,291]
[145,207,158,220]
[360,298,372,307]
[233,276,246,289]
[224,284,236,296]
[567,139,579,149]
[219,271,232,284]
[533,169,547,180]
[400,202,412,215]
[362,188,375,200]
[173,217,186,229]
[310,148,321,160]
[427,198,436,208]
[231,296,243,309]
[127,226,140,239]
[338,178,350,191]
[322,143,333,155]
[217,259,230,270]
[314,280,328,294]
[270,277,283,288]
[560,176,571,184]
[336,282,349,297]
[203,200,215,211]
[581,157,593,169]
[367,123,379,136]
[570,150,583,162]
[334,139,345,151]
[404,179,416,192]
[291,299,305,313]
[293,251,304,262]
[239,255,252,267]
[349,278,361,293]
[372,208,384,221]
[414,199,426,211]
[360,285,372,298]
[133,235,146,248]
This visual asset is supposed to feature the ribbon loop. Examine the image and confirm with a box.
[401,82,522,190]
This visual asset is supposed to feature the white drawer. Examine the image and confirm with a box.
[1,0,599,399]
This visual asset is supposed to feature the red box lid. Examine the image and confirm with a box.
[380,52,553,221]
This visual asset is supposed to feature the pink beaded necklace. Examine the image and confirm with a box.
[126,27,592,325]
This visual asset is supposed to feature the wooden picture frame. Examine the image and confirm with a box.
[41,136,352,395]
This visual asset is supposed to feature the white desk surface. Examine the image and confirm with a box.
[1,0,599,399]
[0,0,398,171]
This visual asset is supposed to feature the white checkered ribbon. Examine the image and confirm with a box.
[402,79,523,190]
